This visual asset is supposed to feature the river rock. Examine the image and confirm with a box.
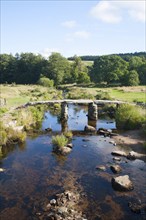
[67,143,73,148]
[0,168,5,172]
[61,147,72,155]
[97,128,118,137]
[127,151,146,160]
[111,151,127,157]
[110,165,122,173]
[42,191,87,220]
[128,199,142,214]
[113,157,121,161]
[84,125,96,132]
[53,146,72,155]
[109,140,116,146]
[112,175,134,191]
[50,199,57,205]
[96,165,106,171]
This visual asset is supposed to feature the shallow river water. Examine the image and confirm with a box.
[0,104,146,220]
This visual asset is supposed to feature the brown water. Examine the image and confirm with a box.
[0,104,146,220]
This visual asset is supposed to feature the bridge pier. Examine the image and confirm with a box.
[88,103,98,120]
[61,102,68,120]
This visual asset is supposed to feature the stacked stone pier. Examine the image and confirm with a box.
[61,102,68,120]
[88,102,98,120]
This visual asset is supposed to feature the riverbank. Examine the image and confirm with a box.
[113,129,146,155]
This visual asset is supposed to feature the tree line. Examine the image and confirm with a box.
[0,52,145,86]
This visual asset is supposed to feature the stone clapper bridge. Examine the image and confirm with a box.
[19,99,125,122]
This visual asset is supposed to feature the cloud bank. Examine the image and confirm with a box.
[90,0,145,23]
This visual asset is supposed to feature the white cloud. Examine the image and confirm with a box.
[61,20,77,28]
[74,31,91,39]
[90,0,145,23]
[65,31,91,42]
[90,1,121,23]
[40,48,60,58]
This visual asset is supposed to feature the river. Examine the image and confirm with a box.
[0,104,146,220]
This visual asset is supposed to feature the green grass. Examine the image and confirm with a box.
[52,135,68,148]
[79,86,146,103]
[0,84,62,109]
[109,89,145,103]
[115,104,145,130]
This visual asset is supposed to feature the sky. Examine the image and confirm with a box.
[1,0,146,58]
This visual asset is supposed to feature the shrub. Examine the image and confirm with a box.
[115,104,145,130]
[96,91,112,100]
[38,77,54,87]
[66,87,94,99]
[52,135,68,148]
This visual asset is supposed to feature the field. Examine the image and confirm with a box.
[0,84,145,112]
[83,86,145,103]
[0,84,62,109]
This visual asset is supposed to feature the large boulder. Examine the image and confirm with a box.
[111,151,127,157]
[111,175,134,191]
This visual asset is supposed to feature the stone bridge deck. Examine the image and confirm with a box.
[21,99,125,107]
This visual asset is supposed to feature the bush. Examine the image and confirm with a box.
[66,87,94,99]
[96,91,112,100]
[38,77,54,87]
[52,135,68,148]
[115,104,145,130]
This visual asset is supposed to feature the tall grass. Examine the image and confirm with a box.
[0,121,26,146]
[17,105,46,131]
[52,135,68,148]
[115,104,145,130]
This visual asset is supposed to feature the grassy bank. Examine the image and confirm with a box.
[63,85,145,103]
[0,84,62,109]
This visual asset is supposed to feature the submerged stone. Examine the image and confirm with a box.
[112,175,134,191]
[96,165,106,171]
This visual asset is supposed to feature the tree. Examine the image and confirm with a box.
[122,70,140,86]
[0,54,17,83]
[47,53,70,85]
[91,55,128,84]
[70,56,90,84]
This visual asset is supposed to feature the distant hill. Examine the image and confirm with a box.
[68,52,146,61]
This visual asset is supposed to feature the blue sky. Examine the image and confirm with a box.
[1,0,146,58]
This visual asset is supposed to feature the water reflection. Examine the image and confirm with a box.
[42,104,116,132]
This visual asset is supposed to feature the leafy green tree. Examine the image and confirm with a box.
[70,56,90,84]
[15,53,45,84]
[47,53,70,85]
[91,55,128,84]
[122,70,140,86]
[128,56,146,85]
[0,54,17,83]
